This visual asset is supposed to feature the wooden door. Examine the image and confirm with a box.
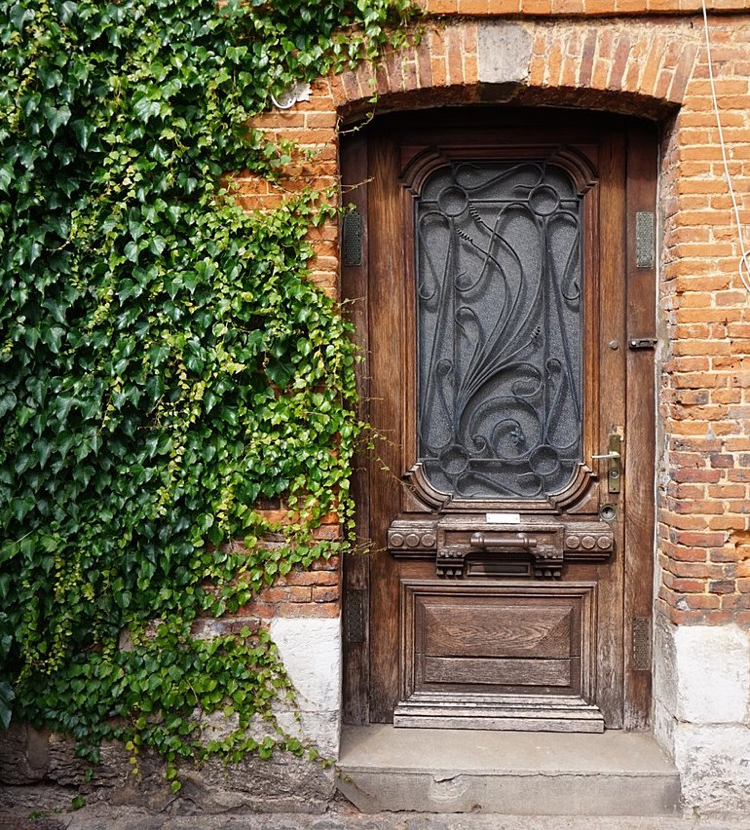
[342,110,656,732]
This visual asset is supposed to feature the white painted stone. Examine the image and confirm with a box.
[653,617,750,814]
[477,24,532,85]
[270,616,341,756]
[275,710,340,757]
[653,615,678,727]
[674,624,750,724]
[673,723,750,815]
[653,699,676,759]
[654,618,750,728]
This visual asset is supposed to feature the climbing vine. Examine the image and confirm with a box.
[0,0,415,780]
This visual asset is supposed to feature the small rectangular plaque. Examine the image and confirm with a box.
[632,616,652,671]
[342,208,362,268]
[485,512,521,524]
[635,211,655,269]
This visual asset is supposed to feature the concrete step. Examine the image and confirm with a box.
[337,724,681,816]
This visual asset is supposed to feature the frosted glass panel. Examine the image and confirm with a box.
[417,162,583,499]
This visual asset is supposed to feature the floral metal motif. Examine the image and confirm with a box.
[416,161,584,499]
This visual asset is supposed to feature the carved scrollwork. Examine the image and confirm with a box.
[387,519,438,557]
[402,463,452,511]
[387,517,613,579]
[415,160,585,503]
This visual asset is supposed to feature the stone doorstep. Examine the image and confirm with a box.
[336,725,682,816]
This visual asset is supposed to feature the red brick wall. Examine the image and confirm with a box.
[422,0,747,14]
[658,14,750,626]
[237,8,750,629]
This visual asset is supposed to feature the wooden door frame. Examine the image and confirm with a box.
[341,108,657,731]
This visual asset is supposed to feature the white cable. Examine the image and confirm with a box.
[270,92,296,110]
[702,0,750,293]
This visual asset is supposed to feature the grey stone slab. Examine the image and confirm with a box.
[339,724,678,775]
[58,810,750,829]
[477,24,533,85]
[336,725,681,815]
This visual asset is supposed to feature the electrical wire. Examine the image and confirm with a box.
[701,0,750,293]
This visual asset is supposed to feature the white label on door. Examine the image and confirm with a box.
[485,512,521,524]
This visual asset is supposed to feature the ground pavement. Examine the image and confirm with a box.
[1,804,749,830]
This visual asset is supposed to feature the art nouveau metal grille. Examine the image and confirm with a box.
[416,161,583,500]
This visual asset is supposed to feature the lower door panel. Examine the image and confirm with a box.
[395,581,604,732]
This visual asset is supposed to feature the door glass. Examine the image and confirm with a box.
[416,161,583,499]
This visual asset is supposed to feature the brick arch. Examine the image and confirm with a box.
[242,17,701,297]
[331,20,699,120]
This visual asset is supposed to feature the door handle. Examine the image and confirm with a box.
[592,434,622,494]
[470,532,537,551]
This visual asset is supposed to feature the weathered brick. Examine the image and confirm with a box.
[710,515,750,532]
[669,577,706,593]
[682,593,722,610]
[709,579,737,594]
[312,587,340,603]
[721,593,750,611]
[276,601,340,618]
[237,13,750,635]
[284,570,340,588]
[260,586,313,603]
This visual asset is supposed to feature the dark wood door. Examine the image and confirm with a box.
[342,110,656,732]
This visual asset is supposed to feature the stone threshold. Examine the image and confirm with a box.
[336,724,681,816]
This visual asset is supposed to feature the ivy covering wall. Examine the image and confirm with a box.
[0,0,413,781]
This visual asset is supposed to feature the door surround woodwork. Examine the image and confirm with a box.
[341,107,657,733]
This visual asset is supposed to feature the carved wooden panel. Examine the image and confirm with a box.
[387,517,614,578]
[424,605,573,658]
[397,580,602,731]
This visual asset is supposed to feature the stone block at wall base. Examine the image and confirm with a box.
[653,616,750,815]
[270,615,342,757]
[0,726,334,816]
[0,617,342,815]
[673,723,750,816]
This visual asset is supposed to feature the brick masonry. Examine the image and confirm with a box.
[240,9,750,634]
[233,4,750,814]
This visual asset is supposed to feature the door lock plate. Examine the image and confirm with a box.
[609,433,621,494]
[592,434,622,493]
[605,434,621,494]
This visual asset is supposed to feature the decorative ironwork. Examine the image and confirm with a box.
[416,161,584,500]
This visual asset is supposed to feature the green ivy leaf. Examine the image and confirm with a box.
[43,104,72,136]
[0,0,411,784]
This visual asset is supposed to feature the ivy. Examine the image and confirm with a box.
[0,0,415,775]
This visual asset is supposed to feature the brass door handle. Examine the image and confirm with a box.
[592,434,622,494]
